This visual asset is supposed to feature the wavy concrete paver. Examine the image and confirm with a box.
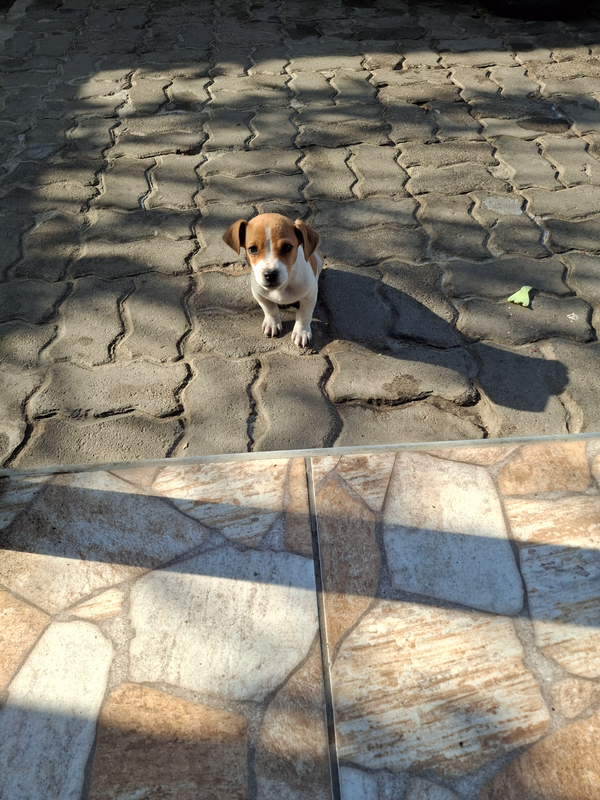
[1,0,600,466]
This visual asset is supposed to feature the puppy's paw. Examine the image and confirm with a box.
[262,317,282,338]
[291,326,312,347]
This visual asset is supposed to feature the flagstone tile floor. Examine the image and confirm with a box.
[0,435,599,800]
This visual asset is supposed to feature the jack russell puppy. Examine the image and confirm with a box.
[223,213,323,347]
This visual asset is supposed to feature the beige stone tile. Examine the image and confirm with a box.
[256,646,330,799]
[383,453,523,615]
[549,678,600,719]
[316,477,380,651]
[405,777,461,800]
[479,708,600,800]
[428,444,518,466]
[0,471,207,613]
[332,602,549,777]
[89,683,247,800]
[311,455,341,489]
[129,545,319,702]
[152,459,289,545]
[504,495,600,677]
[284,457,313,556]
[497,441,590,495]
[593,453,600,487]
[340,766,379,799]
[0,589,49,691]
[0,474,50,532]
[336,452,396,512]
[109,466,160,487]
[0,621,113,800]
[70,587,125,620]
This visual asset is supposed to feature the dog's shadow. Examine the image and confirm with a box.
[308,266,569,415]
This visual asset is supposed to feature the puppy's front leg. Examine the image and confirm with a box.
[252,284,282,338]
[291,286,318,347]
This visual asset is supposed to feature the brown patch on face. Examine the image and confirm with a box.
[244,213,300,271]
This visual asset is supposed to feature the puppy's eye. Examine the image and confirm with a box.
[281,243,293,254]
[248,245,259,255]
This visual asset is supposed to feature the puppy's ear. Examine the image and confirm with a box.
[222,219,247,255]
[294,219,319,260]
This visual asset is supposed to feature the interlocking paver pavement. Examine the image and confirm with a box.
[1,0,600,466]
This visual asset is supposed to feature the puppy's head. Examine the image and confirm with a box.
[223,213,319,289]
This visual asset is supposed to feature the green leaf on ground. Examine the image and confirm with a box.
[507,286,533,307]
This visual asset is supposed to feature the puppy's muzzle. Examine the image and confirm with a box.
[262,269,281,286]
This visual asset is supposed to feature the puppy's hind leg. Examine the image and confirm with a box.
[252,285,282,338]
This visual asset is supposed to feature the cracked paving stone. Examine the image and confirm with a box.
[72,239,194,278]
[168,75,211,108]
[543,339,600,431]
[424,100,484,141]
[546,216,600,253]
[294,105,390,148]
[406,163,506,196]
[94,157,153,210]
[383,451,523,614]
[332,601,548,775]
[30,361,188,420]
[446,255,568,300]
[128,545,318,701]
[524,185,600,219]
[111,112,208,158]
[540,134,600,187]
[320,225,427,267]
[495,138,561,190]
[471,193,548,258]
[328,343,476,405]
[418,194,490,260]
[0,622,113,800]
[301,147,355,201]
[0,367,44,462]
[312,197,417,230]
[471,341,569,438]
[381,261,462,348]
[84,209,197,242]
[349,144,409,198]
[383,100,436,143]
[119,76,171,117]
[202,109,253,151]
[14,214,81,282]
[183,355,257,455]
[198,149,300,178]
[248,107,299,150]
[456,295,593,345]
[0,322,57,369]
[335,403,483,447]
[0,280,70,325]
[200,173,303,205]
[13,415,184,468]
[398,140,496,168]
[117,274,190,363]
[254,352,334,451]
[145,153,202,210]
[89,684,247,800]
[319,265,390,347]
[48,276,133,367]
[0,469,207,613]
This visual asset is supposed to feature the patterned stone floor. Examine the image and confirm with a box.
[0,434,599,799]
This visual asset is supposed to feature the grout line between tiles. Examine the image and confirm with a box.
[305,456,341,800]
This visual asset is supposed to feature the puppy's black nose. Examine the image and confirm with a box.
[263,269,279,285]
